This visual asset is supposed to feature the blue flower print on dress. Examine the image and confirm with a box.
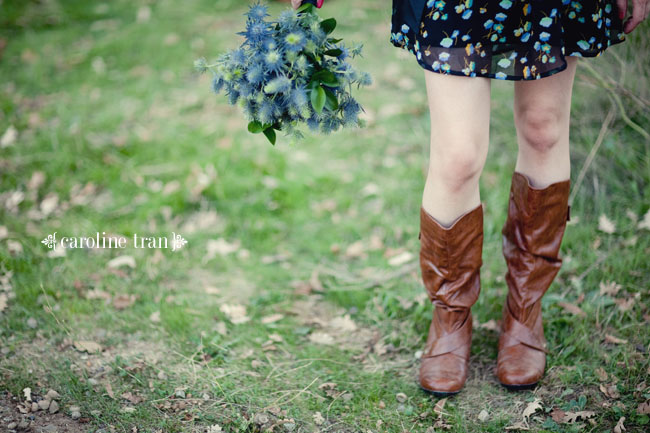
[390,0,626,80]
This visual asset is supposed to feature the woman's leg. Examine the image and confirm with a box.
[422,70,491,226]
[418,70,490,396]
[513,57,579,185]
[496,57,579,388]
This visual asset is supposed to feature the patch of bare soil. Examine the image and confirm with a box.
[0,391,88,433]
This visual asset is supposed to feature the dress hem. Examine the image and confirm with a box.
[389,36,626,81]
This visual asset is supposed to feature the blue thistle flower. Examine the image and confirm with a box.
[271,98,285,118]
[211,75,224,94]
[226,86,240,105]
[264,50,284,73]
[290,86,309,109]
[350,44,363,57]
[263,38,278,51]
[358,71,372,86]
[238,82,254,98]
[245,2,269,22]
[283,31,307,53]
[241,21,272,43]
[241,99,256,120]
[306,115,320,131]
[320,117,341,134]
[258,99,275,125]
[341,99,361,125]
[246,64,265,84]
[228,48,246,67]
[278,10,299,28]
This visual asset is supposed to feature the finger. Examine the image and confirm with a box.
[317,0,324,7]
[291,0,301,9]
[616,0,627,19]
[623,0,644,32]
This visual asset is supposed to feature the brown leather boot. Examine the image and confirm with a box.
[418,202,484,396]
[497,171,571,389]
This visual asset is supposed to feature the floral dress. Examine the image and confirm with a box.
[390,0,626,80]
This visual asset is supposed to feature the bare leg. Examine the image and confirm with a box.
[422,70,491,227]
[513,57,579,186]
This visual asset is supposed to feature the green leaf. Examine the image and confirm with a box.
[262,127,276,145]
[248,121,264,134]
[311,70,338,87]
[296,3,314,13]
[323,88,338,111]
[324,49,343,57]
[320,18,337,34]
[311,85,326,114]
[327,38,343,43]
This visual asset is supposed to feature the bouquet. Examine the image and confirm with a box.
[194,1,371,144]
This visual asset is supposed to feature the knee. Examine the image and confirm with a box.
[430,143,484,192]
[516,107,564,153]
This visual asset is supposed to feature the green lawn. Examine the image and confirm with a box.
[1,0,649,432]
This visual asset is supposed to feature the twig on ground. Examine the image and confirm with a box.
[581,61,649,140]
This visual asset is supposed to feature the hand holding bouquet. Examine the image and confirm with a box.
[195,1,371,144]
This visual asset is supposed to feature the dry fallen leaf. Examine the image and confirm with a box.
[107,255,136,269]
[557,302,586,317]
[105,382,115,399]
[599,280,622,296]
[433,398,447,418]
[605,334,628,345]
[113,294,137,310]
[204,238,241,262]
[637,401,650,415]
[478,409,489,422]
[388,251,413,267]
[598,214,616,234]
[85,289,111,301]
[550,408,566,423]
[613,416,626,433]
[595,367,608,382]
[0,293,7,312]
[309,331,334,345]
[149,311,161,323]
[614,297,634,312]
[40,193,59,216]
[261,313,284,324]
[204,286,220,295]
[0,124,17,148]
[562,410,596,423]
[74,340,102,354]
[600,384,620,399]
[344,240,366,259]
[329,314,357,332]
[313,411,325,426]
[522,398,543,421]
[121,391,144,404]
[479,319,499,332]
[219,303,250,324]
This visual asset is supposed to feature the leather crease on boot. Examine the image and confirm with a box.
[497,171,571,390]
[418,202,484,396]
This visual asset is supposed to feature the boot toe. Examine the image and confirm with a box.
[497,344,545,387]
[419,354,467,394]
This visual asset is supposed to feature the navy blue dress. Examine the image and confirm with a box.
[390,0,626,80]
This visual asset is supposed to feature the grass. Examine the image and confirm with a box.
[0,0,649,432]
